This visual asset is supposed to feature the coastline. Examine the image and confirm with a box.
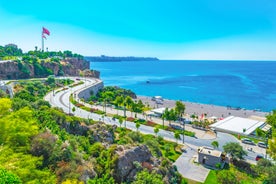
[137,95,268,118]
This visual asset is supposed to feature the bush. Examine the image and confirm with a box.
[128,132,143,143]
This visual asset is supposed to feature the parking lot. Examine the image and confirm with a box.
[174,147,210,183]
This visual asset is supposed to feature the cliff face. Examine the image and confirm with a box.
[0,58,100,79]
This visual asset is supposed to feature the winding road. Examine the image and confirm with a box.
[44,77,263,164]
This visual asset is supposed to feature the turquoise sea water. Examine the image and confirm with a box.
[89,60,276,112]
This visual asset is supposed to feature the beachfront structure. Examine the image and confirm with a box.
[210,116,271,136]
[198,147,226,168]
[151,96,163,101]
[146,107,167,117]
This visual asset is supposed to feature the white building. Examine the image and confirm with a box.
[210,116,270,136]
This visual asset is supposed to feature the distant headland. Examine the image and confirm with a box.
[85,55,159,62]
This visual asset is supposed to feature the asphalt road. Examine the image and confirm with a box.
[44,77,263,163]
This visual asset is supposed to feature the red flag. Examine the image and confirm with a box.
[42,27,50,36]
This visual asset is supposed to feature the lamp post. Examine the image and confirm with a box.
[182,119,185,144]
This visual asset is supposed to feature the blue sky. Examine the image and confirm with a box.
[0,0,276,60]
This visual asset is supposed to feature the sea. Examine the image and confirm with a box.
[89,60,276,112]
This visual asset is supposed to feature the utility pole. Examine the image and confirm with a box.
[69,94,71,115]
[182,120,185,144]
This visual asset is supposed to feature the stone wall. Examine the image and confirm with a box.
[77,79,104,100]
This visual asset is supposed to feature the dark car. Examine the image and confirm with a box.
[255,155,264,161]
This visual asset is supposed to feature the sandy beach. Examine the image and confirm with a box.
[137,95,268,119]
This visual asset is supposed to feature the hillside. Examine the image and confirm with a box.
[0,44,100,79]
[0,78,184,183]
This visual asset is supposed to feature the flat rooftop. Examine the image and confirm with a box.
[210,116,265,135]
[198,147,222,157]
[151,107,166,114]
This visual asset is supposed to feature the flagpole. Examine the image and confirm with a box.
[42,28,44,52]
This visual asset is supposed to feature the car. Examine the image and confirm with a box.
[257,142,267,148]
[255,155,264,161]
[241,138,255,145]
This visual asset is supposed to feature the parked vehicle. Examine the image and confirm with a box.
[241,138,255,145]
[255,155,264,161]
[257,141,267,148]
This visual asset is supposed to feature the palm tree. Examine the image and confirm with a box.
[124,96,133,117]
[175,101,185,118]
[175,101,185,144]
[161,113,165,128]
[101,91,114,113]
[163,108,170,125]
[114,95,123,115]
[211,141,219,149]
[154,127,159,137]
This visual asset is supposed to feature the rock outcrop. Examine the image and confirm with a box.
[0,58,100,79]
[114,145,152,182]
[113,145,181,184]
[88,124,116,144]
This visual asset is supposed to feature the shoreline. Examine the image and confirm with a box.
[136,95,268,119]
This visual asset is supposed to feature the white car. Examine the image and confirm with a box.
[241,138,255,145]
[257,142,267,148]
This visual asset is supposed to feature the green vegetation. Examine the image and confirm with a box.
[223,142,247,160]
[0,44,85,79]
[0,79,186,183]
[204,170,217,184]
[266,110,276,160]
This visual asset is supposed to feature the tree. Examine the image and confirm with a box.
[223,142,247,160]
[161,113,165,128]
[175,101,185,119]
[154,127,159,137]
[133,170,163,184]
[217,170,238,184]
[175,101,186,144]
[211,141,219,149]
[136,123,141,132]
[101,91,114,113]
[174,132,180,143]
[266,110,276,128]
[267,137,276,160]
[72,107,76,114]
[119,117,123,128]
[0,107,39,150]
[114,95,123,115]
[124,96,133,117]
[0,168,22,184]
[267,165,276,184]
[163,108,176,126]
[0,98,12,116]
[46,76,55,87]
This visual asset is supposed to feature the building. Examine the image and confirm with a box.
[198,147,226,168]
[210,116,271,136]
[146,107,167,117]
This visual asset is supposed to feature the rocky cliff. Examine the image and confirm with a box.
[0,58,100,79]
[114,145,180,183]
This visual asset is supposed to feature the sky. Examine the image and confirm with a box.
[0,0,276,60]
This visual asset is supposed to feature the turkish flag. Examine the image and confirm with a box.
[42,27,50,36]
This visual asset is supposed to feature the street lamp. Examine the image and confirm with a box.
[182,119,185,144]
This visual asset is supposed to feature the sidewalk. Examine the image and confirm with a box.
[73,94,216,140]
